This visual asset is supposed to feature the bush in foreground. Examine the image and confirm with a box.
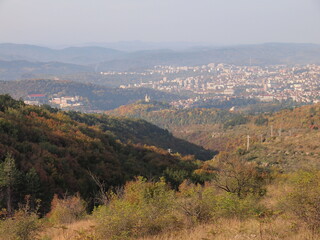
[47,194,87,225]
[93,177,181,240]
[0,208,42,240]
[281,171,320,234]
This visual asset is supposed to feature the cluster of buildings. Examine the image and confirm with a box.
[24,63,320,110]
[24,94,83,109]
[117,64,320,105]
[49,96,83,108]
[24,94,46,106]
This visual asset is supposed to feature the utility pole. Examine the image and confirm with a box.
[260,134,263,143]
[279,118,283,138]
[270,125,274,137]
[247,135,251,151]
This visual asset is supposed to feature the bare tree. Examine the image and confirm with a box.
[87,170,123,205]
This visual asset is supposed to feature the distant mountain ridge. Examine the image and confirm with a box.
[77,41,212,52]
[1,42,320,80]
[0,43,123,64]
[0,42,319,69]
[102,42,320,71]
[0,60,91,80]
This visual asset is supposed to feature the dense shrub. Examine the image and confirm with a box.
[177,181,217,224]
[216,192,263,219]
[47,194,87,225]
[177,180,263,223]
[93,177,181,239]
[0,202,42,240]
[255,116,269,126]
[281,171,320,233]
[223,115,249,129]
[93,174,268,239]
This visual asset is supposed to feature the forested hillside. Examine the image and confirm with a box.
[108,101,320,171]
[0,95,211,213]
[66,112,214,160]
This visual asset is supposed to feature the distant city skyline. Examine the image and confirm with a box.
[0,0,319,47]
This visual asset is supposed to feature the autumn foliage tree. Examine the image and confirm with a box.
[212,152,268,198]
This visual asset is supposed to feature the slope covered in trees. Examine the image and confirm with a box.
[0,95,212,213]
[107,101,249,130]
[66,111,214,160]
[176,103,320,172]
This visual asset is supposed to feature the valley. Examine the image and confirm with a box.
[0,44,320,240]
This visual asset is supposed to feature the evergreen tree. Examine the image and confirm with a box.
[0,153,19,215]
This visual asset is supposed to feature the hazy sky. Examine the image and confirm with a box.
[0,0,319,46]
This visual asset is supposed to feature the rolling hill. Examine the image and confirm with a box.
[108,100,320,172]
[0,43,123,64]
[0,79,181,110]
[107,101,249,134]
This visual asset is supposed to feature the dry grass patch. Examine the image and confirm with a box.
[40,219,96,240]
[139,217,318,240]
